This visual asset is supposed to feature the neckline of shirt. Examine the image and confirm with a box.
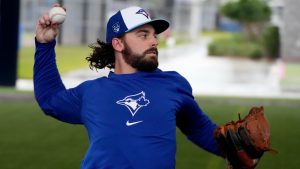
[108,69,161,79]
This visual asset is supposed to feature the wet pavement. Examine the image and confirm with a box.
[16,38,300,98]
[159,39,283,97]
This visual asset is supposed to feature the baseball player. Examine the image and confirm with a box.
[34,4,223,169]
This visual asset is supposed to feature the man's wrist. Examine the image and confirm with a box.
[35,37,56,46]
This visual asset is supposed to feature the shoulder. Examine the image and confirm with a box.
[159,70,193,94]
[162,71,191,86]
[72,76,108,93]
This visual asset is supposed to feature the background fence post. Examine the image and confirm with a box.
[0,0,20,87]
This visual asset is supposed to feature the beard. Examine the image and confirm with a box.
[122,42,158,72]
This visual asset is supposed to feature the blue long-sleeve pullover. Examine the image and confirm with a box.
[34,40,221,169]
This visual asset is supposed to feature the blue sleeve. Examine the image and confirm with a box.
[34,39,83,124]
[175,77,222,157]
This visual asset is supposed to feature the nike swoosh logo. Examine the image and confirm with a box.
[126,120,143,126]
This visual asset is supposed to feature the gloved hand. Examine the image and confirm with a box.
[214,106,277,169]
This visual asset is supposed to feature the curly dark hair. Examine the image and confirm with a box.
[86,39,115,70]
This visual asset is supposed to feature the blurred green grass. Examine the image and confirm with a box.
[281,63,300,87]
[1,95,299,169]
[284,63,300,77]
[18,45,90,79]
[202,31,238,41]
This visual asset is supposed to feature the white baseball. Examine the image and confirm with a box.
[49,7,66,24]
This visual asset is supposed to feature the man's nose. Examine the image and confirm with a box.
[150,36,158,47]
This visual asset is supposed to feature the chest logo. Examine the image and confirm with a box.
[126,120,143,126]
[116,91,150,116]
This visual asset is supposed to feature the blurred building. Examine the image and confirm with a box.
[20,0,299,62]
[20,0,213,45]
[61,0,174,44]
[280,0,300,62]
[267,0,284,28]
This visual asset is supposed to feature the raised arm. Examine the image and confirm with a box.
[34,4,82,124]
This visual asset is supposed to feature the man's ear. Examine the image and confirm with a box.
[111,38,124,52]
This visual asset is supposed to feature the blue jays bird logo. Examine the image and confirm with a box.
[116,91,150,116]
[136,9,149,19]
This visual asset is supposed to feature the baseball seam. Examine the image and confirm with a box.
[50,13,66,22]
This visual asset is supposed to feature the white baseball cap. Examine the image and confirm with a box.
[106,6,169,43]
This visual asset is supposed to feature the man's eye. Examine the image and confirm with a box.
[140,34,147,38]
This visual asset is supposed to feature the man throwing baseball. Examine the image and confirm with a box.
[34,4,223,169]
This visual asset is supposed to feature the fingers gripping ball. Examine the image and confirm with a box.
[49,7,66,24]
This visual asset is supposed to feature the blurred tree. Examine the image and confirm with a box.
[220,0,271,40]
[263,26,280,59]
